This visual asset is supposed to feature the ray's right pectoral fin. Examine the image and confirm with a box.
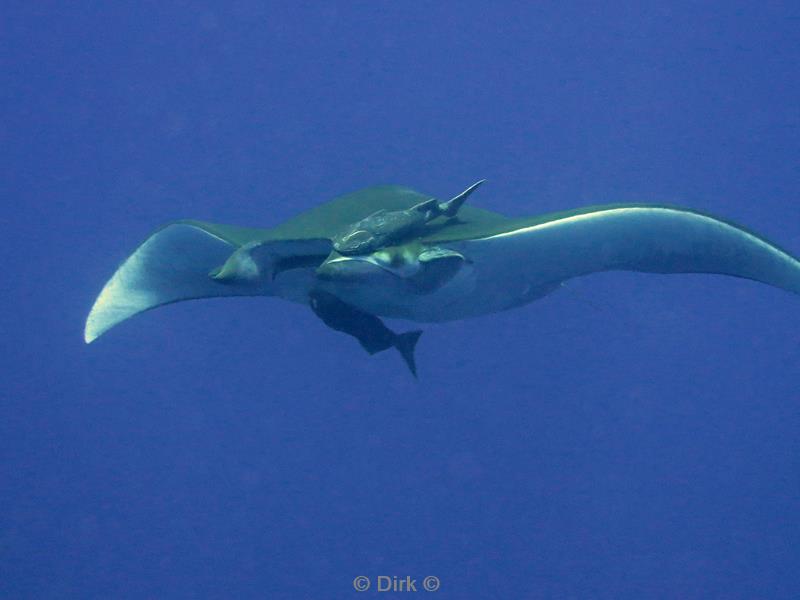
[85,222,257,344]
[85,223,334,344]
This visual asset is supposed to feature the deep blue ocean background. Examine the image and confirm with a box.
[2,3,799,598]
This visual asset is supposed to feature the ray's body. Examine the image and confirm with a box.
[84,182,800,375]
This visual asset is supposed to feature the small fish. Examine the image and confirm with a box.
[309,289,422,377]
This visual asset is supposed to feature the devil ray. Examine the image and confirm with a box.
[85,181,800,375]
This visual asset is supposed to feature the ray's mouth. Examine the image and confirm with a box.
[316,254,407,281]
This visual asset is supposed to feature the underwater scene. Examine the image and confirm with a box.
[3,3,799,598]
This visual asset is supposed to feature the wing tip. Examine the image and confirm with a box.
[84,325,97,344]
[84,307,105,344]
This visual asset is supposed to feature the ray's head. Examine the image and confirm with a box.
[316,243,467,294]
[317,245,420,283]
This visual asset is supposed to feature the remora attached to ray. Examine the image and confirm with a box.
[85,180,800,374]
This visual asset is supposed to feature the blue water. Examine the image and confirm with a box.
[2,3,799,598]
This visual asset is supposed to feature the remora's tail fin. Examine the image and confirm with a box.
[85,222,258,343]
[395,330,423,378]
[440,179,486,217]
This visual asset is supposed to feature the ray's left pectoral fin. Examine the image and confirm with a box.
[459,206,800,297]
